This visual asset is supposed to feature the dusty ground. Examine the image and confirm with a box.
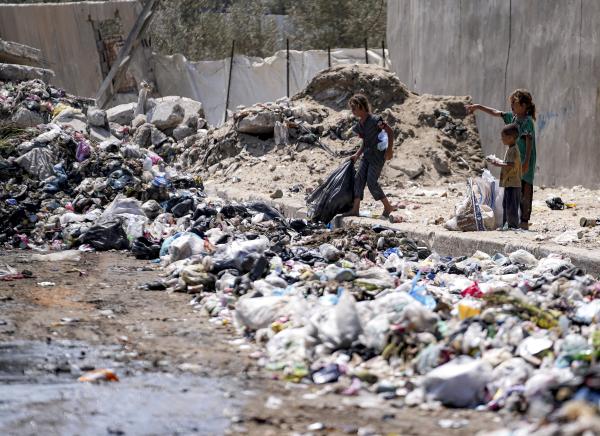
[206,153,600,252]
[0,250,515,435]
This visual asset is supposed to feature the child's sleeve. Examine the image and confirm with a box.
[520,117,535,138]
[501,111,513,124]
[352,122,363,138]
[505,147,516,163]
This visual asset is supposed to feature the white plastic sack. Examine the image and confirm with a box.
[309,291,363,351]
[487,357,533,397]
[15,147,55,179]
[509,249,538,268]
[354,267,396,291]
[359,314,390,352]
[102,195,146,217]
[168,232,207,262]
[423,356,492,407]
[274,121,289,146]
[481,169,504,228]
[266,327,308,363]
[235,295,290,331]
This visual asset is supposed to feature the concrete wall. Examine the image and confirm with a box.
[387,0,600,188]
[0,0,141,97]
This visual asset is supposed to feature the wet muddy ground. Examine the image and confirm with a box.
[0,250,512,435]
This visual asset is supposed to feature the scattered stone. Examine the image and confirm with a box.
[0,62,54,82]
[441,138,457,150]
[147,102,185,131]
[86,107,107,127]
[235,110,280,135]
[89,126,117,143]
[131,114,147,129]
[270,189,283,199]
[173,124,195,141]
[432,152,452,175]
[106,102,137,125]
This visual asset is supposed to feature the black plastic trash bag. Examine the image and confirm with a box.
[131,236,161,260]
[220,204,249,219]
[306,160,355,223]
[247,201,284,221]
[78,219,130,250]
[546,197,565,210]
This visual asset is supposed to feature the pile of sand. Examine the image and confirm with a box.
[178,64,485,199]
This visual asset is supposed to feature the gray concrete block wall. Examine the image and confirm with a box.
[0,1,141,98]
[387,0,600,188]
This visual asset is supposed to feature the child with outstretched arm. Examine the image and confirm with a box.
[466,89,537,230]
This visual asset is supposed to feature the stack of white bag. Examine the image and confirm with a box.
[446,169,504,231]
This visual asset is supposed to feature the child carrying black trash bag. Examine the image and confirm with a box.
[487,124,522,229]
[346,93,396,218]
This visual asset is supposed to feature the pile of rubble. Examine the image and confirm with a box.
[178,64,486,199]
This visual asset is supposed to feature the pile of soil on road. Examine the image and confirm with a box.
[180,64,486,199]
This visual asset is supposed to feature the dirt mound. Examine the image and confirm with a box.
[182,67,485,197]
[294,64,410,111]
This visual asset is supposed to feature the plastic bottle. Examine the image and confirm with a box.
[143,156,153,172]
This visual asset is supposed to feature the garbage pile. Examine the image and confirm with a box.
[141,193,600,430]
[0,77,207,248]
[4,73,600,434]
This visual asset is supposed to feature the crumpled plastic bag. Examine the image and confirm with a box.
[359,314,390,352]
[131,236,161,260]
[167,232,208,263]
[75,138,91,162]
[266,327,307,364]
[447,172,501,231]
[509,249,538,269]
[235,295,291,331]
[307,160,355,223]
[423,356,492,407]
[102,195,146,217]
[307,291,363,351]
[78,219,130,250]
[15,146,55,179]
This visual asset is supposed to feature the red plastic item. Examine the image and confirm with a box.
[461,282,483,298]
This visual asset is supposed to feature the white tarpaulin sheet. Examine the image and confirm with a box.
[152,48,389,126]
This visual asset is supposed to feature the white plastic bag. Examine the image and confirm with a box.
[481,169,504,228]
[423,356,492,407]
[102,194,145,217]
[235,296,290,331]
[168,232,207,262]
[31,250,81,262]
[309,291,363,351]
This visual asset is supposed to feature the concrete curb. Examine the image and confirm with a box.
[205,183,600,277]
